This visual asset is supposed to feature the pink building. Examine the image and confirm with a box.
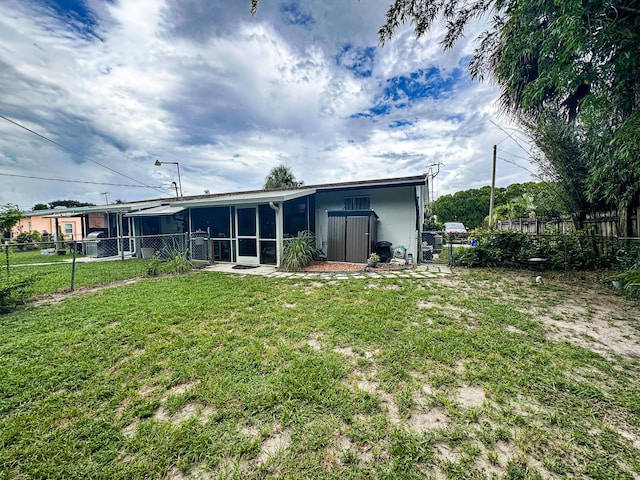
[12,210,85,241]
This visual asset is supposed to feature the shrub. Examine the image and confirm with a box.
[15,231,41,251]
[457,229,619,270]
[146,252,163,276]
[0,275,34,314]
[281,231,320,271]
[613,268,640,299]
[457,230,533,268]
[162,248,192,274]
[146,248,193,276]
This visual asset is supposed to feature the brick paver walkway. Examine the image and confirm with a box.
[205,263,451,279]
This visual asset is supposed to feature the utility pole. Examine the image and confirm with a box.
[425,163,442,218]
[101,192,110,205]
[488,145,497,228]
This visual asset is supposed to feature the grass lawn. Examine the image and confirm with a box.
[6,258,153,297]
[1,269,639,479]
[3,248,79,265]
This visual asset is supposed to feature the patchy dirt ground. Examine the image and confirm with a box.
[31,278,145,307]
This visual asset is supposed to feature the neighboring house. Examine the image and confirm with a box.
[67,174,428,266]
[12,209,85,241]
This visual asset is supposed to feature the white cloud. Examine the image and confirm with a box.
[0,0,536,211]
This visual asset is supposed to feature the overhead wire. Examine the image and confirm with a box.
[0,114,167,195]
[0,172,165,188]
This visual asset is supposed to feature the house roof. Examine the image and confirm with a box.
[38,174,427,215]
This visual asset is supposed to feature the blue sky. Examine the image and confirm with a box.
[0,0,536,209]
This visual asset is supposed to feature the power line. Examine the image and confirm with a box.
[497,156,539,177]
[0,172,163,188]
[0,114,167,195]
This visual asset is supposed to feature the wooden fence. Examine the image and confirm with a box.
[497,207,640,238]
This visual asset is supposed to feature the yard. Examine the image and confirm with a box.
[1,268,639,479]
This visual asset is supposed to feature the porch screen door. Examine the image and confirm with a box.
[236,207,259,264]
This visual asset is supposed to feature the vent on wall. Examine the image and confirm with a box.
[344,197,370,210]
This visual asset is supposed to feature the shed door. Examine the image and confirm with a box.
[327,216,346,262]
[345,216,369,263]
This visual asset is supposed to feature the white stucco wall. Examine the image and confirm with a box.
[315,184,423,261]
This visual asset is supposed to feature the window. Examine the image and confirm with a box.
[191,207,231,237]
[63,223,73,234]
[344,197,370,210]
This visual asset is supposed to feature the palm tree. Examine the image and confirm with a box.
[264,164,303,189]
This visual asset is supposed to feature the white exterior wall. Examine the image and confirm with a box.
[315,184,424,261]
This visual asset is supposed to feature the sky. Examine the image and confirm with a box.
[0,0,538,210]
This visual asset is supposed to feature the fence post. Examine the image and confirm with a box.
[4,244,9,279]
[71,244,76,291]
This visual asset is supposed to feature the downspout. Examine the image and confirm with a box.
[270,202,282,268]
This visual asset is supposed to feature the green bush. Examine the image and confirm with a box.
[162,248,192,274]
[14,231,42,251]
[146,248,193,276]
[281,231,320,271]
[613,268,640,299]
[458,230,533,268]
[457,229,621,270]
[0,275,34,314]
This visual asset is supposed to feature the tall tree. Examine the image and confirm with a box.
[433,186,501,228]
[48,200,96,209]
[379,0,640,233]
[264,164,303,189]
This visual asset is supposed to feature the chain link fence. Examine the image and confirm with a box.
[1,232,211,294]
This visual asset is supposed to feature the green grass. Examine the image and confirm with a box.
[6,259,154,296]
[1,269,639,479]
[3,248,80,265]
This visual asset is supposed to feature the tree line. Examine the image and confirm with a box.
[431,182,566,230]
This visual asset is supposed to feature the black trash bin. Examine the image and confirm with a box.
[376,241,392,263]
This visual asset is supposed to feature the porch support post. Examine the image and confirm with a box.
[274,203,284,268]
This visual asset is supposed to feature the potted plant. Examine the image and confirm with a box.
[367,252,380,267]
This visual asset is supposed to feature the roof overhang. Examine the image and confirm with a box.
[314,176,427,193]
[125,205,186,217]
[174,188,316,207]
[42,212,83,219]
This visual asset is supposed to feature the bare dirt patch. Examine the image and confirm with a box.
[307,337,323,351]
[122,419,139,438]
[241,424,260,438]
[137,385,156,397]
[457,386,485,409]
[255,429,291,466]
[407,410,448,432]
[31,277,145,307]
[154,402,215,425]
[540,296,640,359]
[164,380,199,398]
[333,346,357,357]
[379,391,401,424]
